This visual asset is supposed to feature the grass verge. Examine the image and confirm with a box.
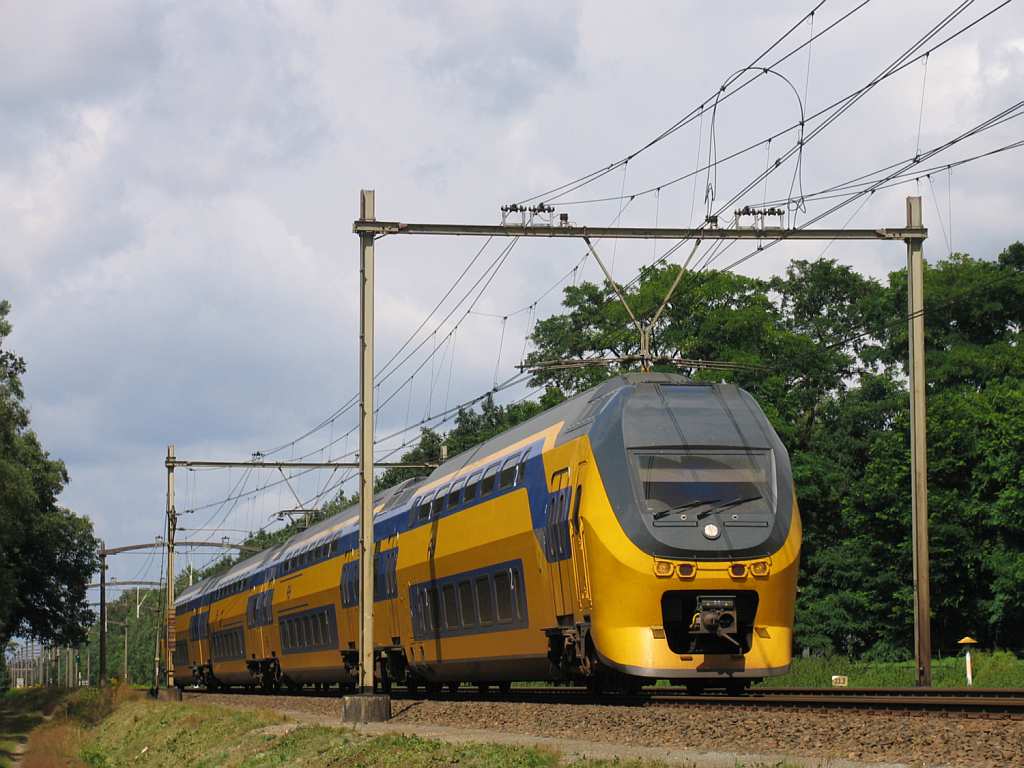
[756,649,1024,688]
[0,688,68,767]
[12,689,804,768]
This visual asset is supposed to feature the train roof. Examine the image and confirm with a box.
[176,372,695,604]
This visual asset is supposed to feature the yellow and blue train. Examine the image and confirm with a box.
[173,372,801,694]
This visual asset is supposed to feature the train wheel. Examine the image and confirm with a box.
[497,681,512,694]
[447,682,460,694]
[406,678,420,694]
[476,683,489,694]
[684,681,705,696]
[425,681,443,696]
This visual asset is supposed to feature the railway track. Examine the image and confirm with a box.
[188,684,1024,717]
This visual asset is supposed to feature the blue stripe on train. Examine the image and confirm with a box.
[177,436,573,613]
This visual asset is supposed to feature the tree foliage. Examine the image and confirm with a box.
[0,301,99,650]
[528,246,1024,657]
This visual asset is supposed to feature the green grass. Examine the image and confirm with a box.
[0,688,67,767]
[75,697,800,768]
[756,649,1024,688]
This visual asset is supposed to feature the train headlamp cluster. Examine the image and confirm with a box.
[654,559,771,579]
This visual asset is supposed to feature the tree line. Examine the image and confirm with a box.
[0,301,99,688]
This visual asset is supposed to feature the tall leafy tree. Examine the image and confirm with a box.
[0,301,99,650]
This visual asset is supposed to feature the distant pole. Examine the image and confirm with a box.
[358,189,376,695]
[165,444,177,690]
[99,546,107,685]
[124,621,129,683]
[906,196,932,687]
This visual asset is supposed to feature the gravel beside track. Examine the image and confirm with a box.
[184,691,1024,767]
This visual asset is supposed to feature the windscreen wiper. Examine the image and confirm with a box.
[652,498,721,520]
[696,494,762,519]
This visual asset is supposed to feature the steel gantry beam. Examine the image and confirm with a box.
[351,191,932,688]
[352,221,927,241]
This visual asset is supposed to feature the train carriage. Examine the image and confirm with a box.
[173,372,800,693]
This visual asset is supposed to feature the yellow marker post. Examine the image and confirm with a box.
[958,636,978,687]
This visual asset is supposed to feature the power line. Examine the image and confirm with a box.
[550,0,1009,209]
[512,0,859,206]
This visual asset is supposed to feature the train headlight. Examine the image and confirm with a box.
[653,560,674,577]
[729,563,747,578]
[750,560,771,577]
[676,562,696,579]
[702,523,720,540]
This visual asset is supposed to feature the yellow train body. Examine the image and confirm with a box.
[175,374,801,692]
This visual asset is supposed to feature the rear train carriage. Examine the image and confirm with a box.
[173,372,800,693]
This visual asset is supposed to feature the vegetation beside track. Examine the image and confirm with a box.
[756,649,1024,689]
[8,686,806,767]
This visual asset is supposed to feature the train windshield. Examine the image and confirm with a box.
[631,450,776,516]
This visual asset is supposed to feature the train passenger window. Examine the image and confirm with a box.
[481,466,498,495]
[310,615,322,647]
[476,576,494,625]
[423,588,435,632]
[416,496,430,521]
[511,569,525,620]
[448,479,464,509]
[416,590,428,634]
[494,570,514,623]
[458,580,477,627]
[431,487,448,517]
[498,456,518,489]
[442,584,460,630]
[463,473,481,502]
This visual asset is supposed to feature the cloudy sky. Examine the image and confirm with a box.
[3,0,1023,584]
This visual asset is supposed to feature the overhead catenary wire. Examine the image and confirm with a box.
[550,0,1009,210]
[512,0,850,206]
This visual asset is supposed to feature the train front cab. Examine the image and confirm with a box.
[580,381,801,686]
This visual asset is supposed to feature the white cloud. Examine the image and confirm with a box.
[1,0,1023,581]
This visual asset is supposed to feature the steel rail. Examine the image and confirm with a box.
[184,685,1024,716]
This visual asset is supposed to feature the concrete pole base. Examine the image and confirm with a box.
[156,687,183,702]
[341,693,391,723]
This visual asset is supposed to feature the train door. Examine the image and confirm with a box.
[546,468,575,622]
[569,461,593,617]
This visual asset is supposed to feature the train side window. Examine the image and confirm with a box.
[430,487,447,518]
[481,466,498,496]
[448,479,464,509]
[476,576,495,625]
[511,568,525,620]
[498,456,518,489]
[494,570,514,623]
[442,584,460,630]
[417,590,429,634]
[426,587,439,631]
[458,580,477,627]
[416,496,430,521]
[463,473,481,503]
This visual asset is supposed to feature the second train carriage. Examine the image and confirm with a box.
[174,372,801,692]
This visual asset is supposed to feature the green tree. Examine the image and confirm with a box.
[0,301,99,651]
